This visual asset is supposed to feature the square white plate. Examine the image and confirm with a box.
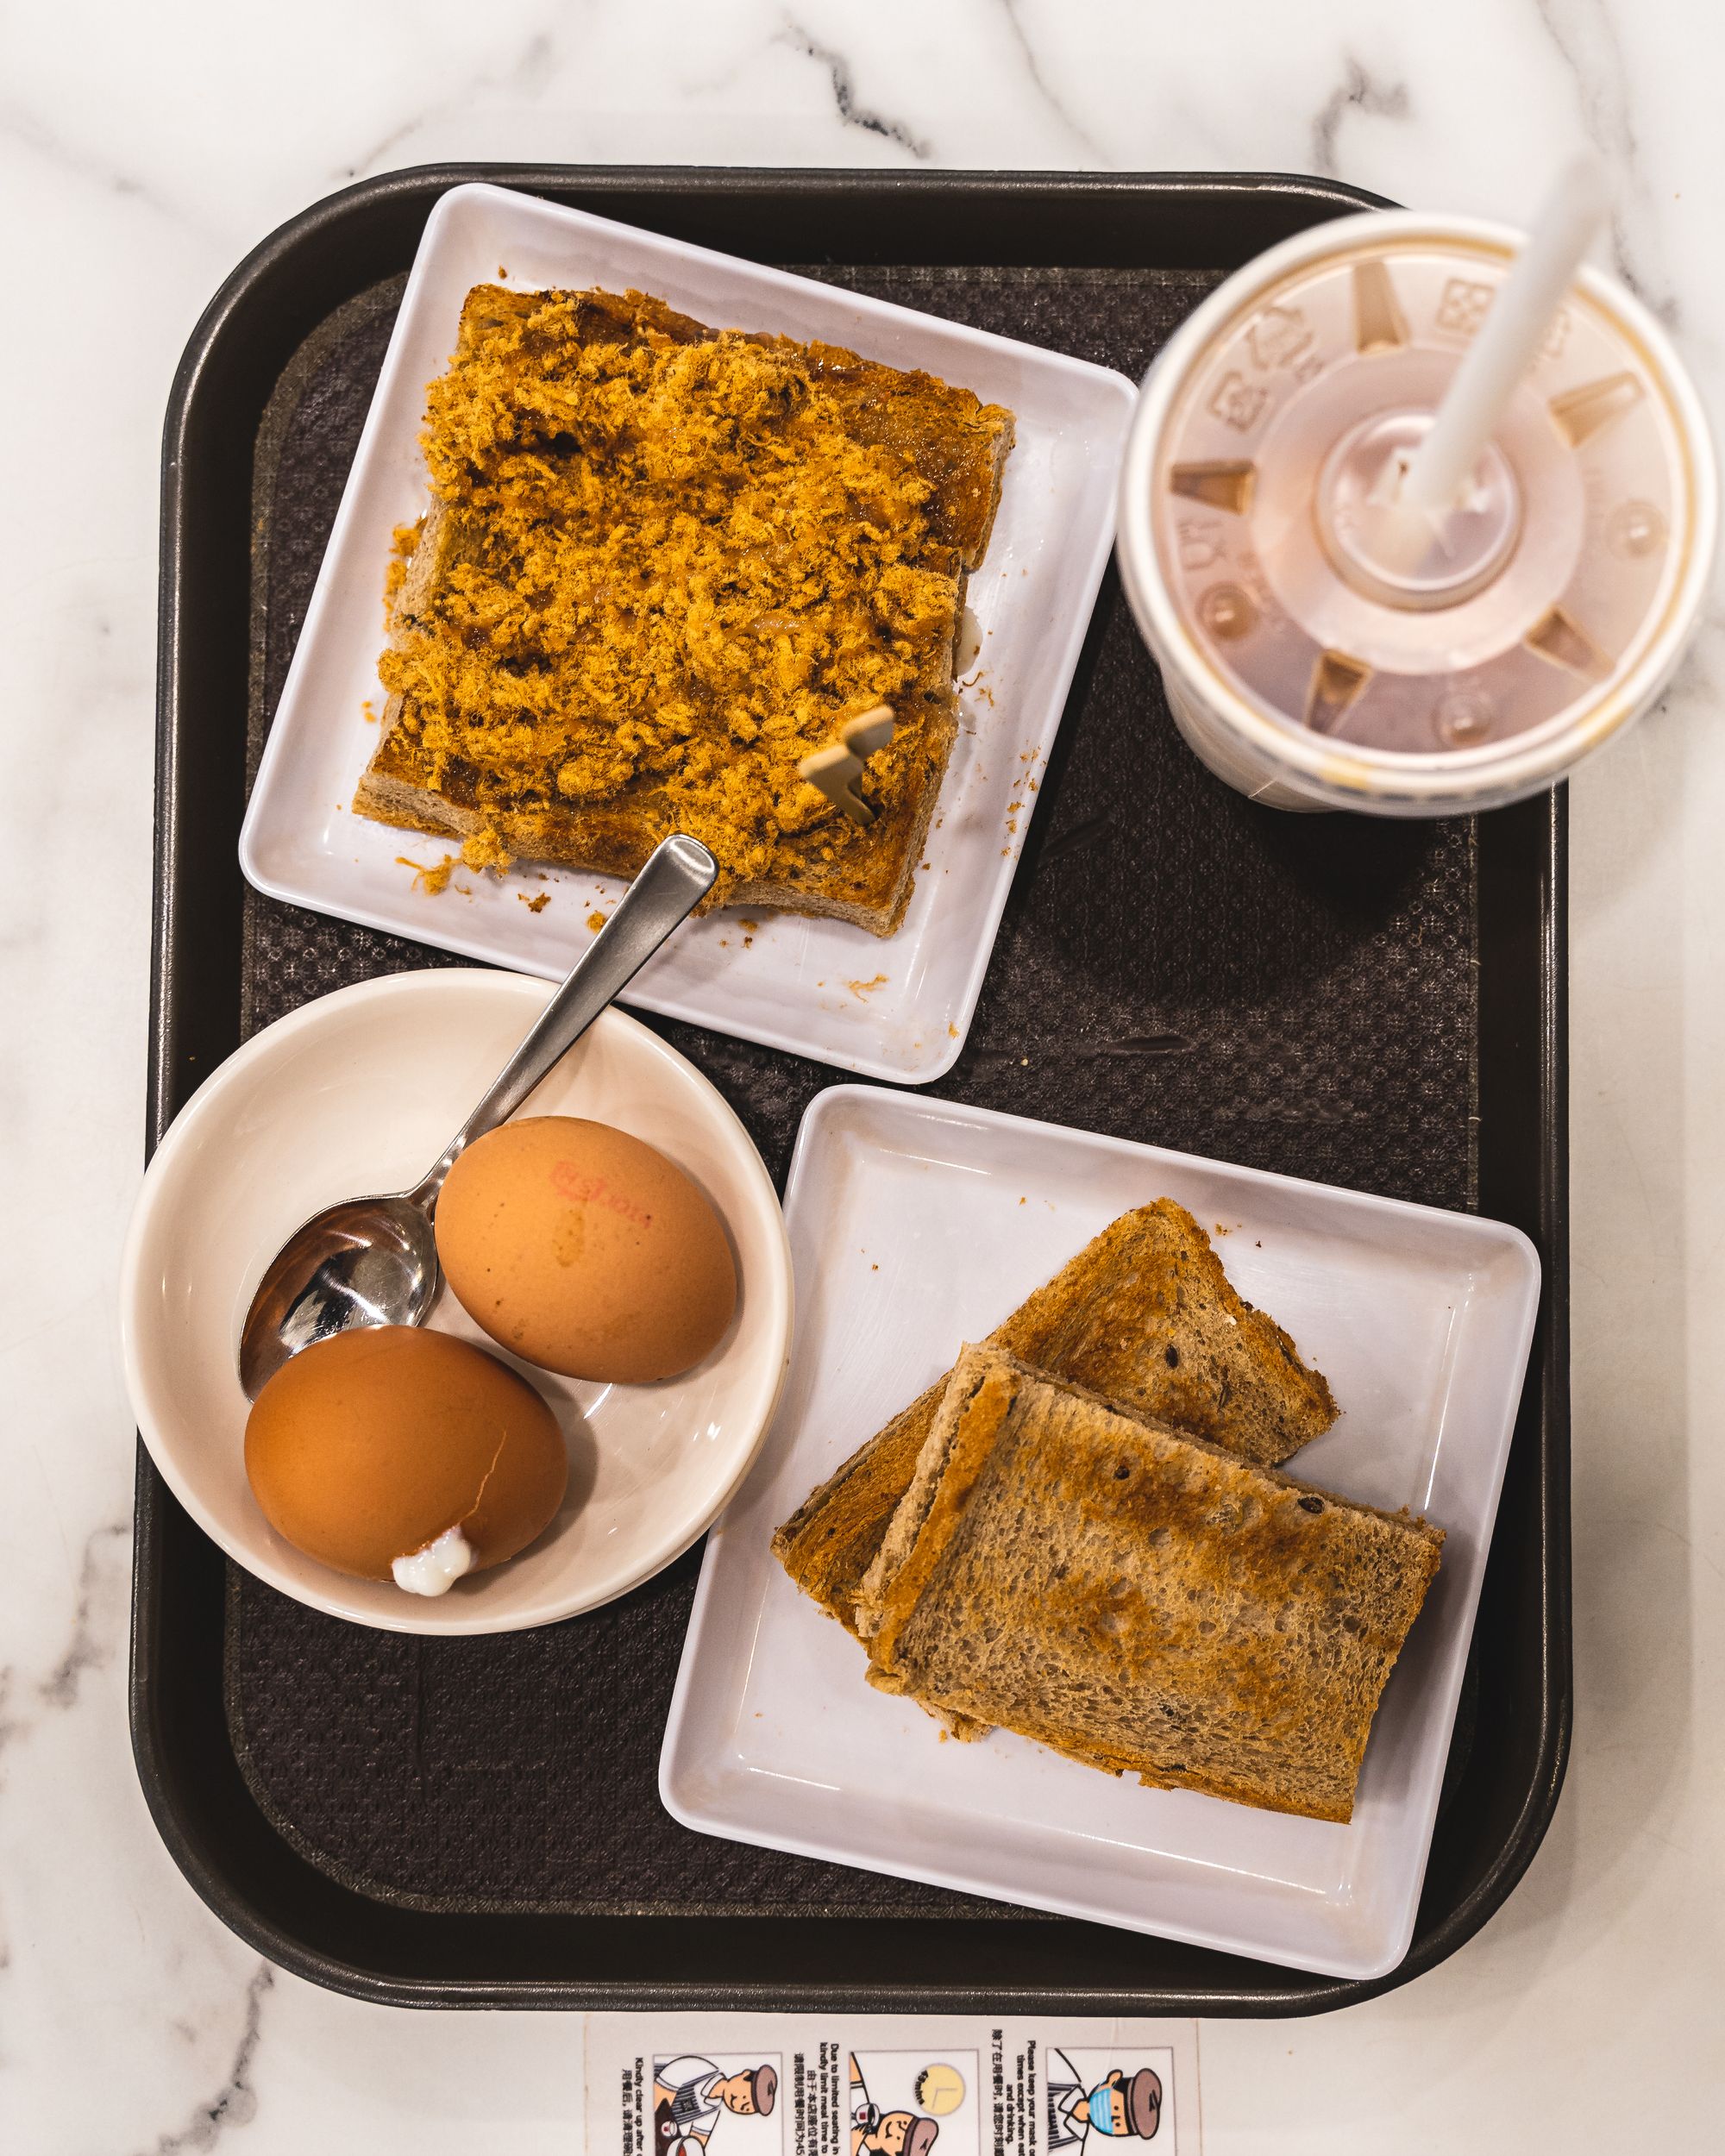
[661,1087,1540,1980]
[239,184,1136,1082]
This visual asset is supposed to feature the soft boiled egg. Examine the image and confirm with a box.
[435,1117,737,1382]
[244,1327,568,1595]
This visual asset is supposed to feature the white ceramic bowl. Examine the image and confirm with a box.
[120,970,793,1634]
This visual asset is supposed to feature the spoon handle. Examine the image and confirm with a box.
[411,833,718,1207]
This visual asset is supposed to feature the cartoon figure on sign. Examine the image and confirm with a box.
[653,2057,777,2156]
[850,2053,939,2156]
[1044,2051,1162,2147]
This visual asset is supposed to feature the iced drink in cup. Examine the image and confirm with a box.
[1115,210,1716,813]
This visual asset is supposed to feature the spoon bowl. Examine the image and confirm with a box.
[239,1197,440,1400]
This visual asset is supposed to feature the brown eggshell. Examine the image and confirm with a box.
[436,1117,738,1382]
[244,1327,568,1582]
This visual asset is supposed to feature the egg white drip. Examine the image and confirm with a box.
[392,1524,476,1596]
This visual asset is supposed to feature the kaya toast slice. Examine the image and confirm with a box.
[354,285,1015,933]
[775,1198,1339,1639]
[868,1346,1443,1823]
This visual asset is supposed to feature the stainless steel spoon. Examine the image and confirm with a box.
[238,833,718,1400]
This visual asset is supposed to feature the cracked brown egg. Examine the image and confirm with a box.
[435,1117,737,1382]
[243,1327,568,1595]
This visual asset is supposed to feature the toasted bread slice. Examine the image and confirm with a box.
[867,1347,1442,1822]
[353,285,1014,933]
[774,1199,1339,1636]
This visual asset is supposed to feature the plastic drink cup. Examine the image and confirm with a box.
[1115,210,1717,814]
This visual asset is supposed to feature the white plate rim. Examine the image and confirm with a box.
[235,182,1138,1085]
[659,1081,1541,1978]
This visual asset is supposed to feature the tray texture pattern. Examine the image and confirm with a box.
[230,261,1477,1916]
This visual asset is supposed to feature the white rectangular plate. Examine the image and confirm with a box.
[661,1087,1540,1980]
[239,184,1136,1082]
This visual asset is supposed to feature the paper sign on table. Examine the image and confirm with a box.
[580,2016,1200,2156]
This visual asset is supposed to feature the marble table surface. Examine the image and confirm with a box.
[4,2,1721,2146]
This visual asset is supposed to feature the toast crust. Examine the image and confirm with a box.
[869,1357,1015,1670]
[353,284,1014,932]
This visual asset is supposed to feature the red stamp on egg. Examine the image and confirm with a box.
[549,1160,653,1230]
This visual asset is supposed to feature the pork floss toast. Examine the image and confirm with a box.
[354,285,1015,933]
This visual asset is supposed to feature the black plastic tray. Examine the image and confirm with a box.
[134,165,1570,2012]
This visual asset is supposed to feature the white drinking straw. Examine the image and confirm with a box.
[1398,154,1611,517]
